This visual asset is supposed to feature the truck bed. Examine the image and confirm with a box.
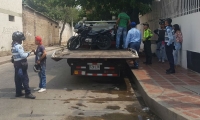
[51,48,139,59]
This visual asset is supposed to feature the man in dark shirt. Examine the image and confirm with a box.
[154,19,166,62]
[32,36,47,92]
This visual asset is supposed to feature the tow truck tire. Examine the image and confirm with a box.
[97,35,111,50]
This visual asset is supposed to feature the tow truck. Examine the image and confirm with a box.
[51,21,139,77]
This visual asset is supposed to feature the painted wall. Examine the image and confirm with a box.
[59,23,73,45]
[0,0,23,56]
[172,12,200,69]
[22,5,59,51]
[139,12,200,69]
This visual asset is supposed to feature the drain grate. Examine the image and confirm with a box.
[181,85,200,95]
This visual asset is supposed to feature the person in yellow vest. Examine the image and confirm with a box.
[143,23,153,65]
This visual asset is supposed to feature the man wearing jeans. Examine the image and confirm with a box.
[165,18,175,74]
[32,36,47,92]
[116,11,131,49]
[124,22,141,69]
[154,20,166,63]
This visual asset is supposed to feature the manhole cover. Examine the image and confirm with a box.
[182,85,200,95]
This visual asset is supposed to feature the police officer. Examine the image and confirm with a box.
[12,31,36,99]
[165,18,175,74]
[143,22,153,65]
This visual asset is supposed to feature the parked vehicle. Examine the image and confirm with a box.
[52,21,139,77]
[67,24,112,50]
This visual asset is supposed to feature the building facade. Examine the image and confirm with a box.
[0,0,23,56]
[22,5,60,51]
[139,0,200,72]
[0,1,73,56]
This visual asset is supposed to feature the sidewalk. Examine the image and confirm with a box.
[128,57,200,120]
[0,46,61,65]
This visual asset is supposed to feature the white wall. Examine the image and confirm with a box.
[172,12,200,69]
[139,12,200,69]
[0,0,23,52]
[0,0,22,13]
[136,24,157,53]
[59,23,73,45]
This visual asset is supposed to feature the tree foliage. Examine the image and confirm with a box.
[76,0,153,23]
[23,0,79,23]
[23,0,80,45]
[24,0,153,24]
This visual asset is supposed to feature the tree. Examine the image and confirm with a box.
[75,0,153,24]
[24,0,80,45]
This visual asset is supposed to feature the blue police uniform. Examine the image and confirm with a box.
[12,42,31,95]
[165,25,175,73]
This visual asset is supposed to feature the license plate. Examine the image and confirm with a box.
[89,65,100,70]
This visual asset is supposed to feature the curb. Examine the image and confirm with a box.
[0,47,61,65]
[127,64,188,120]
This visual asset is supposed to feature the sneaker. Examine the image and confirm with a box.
[38,88,46,93]
[25,94,36,99]
[34,87,40,91]
[158,59,161,62]
[162,60,165,63]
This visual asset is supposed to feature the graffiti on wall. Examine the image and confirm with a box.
[26,31,32,36]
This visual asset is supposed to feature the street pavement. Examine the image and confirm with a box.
[0,50,158,120]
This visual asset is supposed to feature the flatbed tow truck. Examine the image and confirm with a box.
[51,21,139,77]
[51,48,138,77]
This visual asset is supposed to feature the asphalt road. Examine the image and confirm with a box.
[0,50,157,120]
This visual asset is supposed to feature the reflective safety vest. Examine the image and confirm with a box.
[143,28,153,41]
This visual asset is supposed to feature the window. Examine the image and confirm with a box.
[9,15,15,22]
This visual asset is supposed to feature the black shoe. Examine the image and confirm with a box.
[166,70,175,74]
[21,86,24,90]
[25,94,36,99]
[15,93,25,97]
[143,62,147,64]
[147,62,152,65]
[143,62,152,65]
[166,68,171,72]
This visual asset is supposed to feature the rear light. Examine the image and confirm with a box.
[74,70,78,75]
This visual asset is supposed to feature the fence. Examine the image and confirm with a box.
[140,0,200,24]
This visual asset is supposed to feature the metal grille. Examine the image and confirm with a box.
[139,0,200,41]
[140,0,200,23]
